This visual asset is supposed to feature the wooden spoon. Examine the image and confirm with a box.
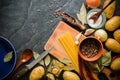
[5,49,33,80]
[89,0,115,23]
[13,49,33,72]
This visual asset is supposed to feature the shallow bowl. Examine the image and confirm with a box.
[0,36,16,80]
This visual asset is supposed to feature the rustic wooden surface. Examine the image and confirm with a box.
[0,0,120,80]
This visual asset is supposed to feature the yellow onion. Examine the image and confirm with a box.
[94,29,108,42]
[86,0,101,8]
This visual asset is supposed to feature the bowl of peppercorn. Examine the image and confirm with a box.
[78,36,103,61]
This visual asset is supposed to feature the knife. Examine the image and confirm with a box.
[12,46,53,80]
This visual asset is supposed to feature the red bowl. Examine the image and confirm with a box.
[78,36,103,61]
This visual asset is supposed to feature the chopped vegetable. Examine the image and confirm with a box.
[4,51,13,62]
[58,31,79,73]
[77,3,87,25]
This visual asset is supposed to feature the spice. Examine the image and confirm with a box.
[56,10,86,30]
[87,12,102,28]
[80,39,100,58]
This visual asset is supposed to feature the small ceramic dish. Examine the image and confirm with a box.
[0,36,16,80]
[87,8,106,29]
[78,36,103,61]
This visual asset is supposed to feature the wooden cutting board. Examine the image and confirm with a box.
[44,21,85,60]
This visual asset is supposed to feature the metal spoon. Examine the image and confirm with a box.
[5,49,33,79]
[89,0,115,23]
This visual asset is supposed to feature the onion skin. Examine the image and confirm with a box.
[86,0,101,8]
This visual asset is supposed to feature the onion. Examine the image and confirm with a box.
[86,0,101,8]
[94,29,108,42]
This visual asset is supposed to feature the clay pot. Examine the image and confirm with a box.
[78,36,103,61]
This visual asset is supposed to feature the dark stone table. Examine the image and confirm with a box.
[0,0,120,80]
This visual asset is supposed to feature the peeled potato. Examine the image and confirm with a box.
[29,66,45,80]
[63,71,80,80]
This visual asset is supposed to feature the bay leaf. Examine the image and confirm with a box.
[33,51,40,59]
[101,51,111,66]
[63,66,75,71]
[59,58,72,64]
[44,55,51,66]
[33,51,44,65]
[77,3,87,25]
[39,59,44,66]
[4,51,13,62]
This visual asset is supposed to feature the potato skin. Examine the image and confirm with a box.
[29,66,45,80]
[105,38,120,53]
[113,29,120,43]
[103,0,116,19]
[63,71,80,80]
[105,16,120,31]
[111,57,120,71]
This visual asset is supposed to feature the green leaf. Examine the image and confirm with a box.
[59,58,72,64]
[33,51,46,66]
[4,51,13,62]
[44,55,51,66]
[33,51,40,59]
[101,51,111,66]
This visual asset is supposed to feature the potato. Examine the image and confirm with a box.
[105,16,120,31]
[63,71,80,80]
[46,73,55,80]
[103,0,116,19]
[29,66,45,80]
[105,38,120,53]
[111,57,120,71]
[113,29,120,43]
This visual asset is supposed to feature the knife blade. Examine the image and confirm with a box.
[12,46,53,80]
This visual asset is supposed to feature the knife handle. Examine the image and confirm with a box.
[12,67,29,80]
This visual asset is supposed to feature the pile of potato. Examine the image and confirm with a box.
[103,0,120,72]
[105,16,120,53]
[101,0,120,54]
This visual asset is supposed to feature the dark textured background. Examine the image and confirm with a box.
[0,0,120,80]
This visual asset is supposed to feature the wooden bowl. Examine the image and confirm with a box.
[78,36,103,61]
